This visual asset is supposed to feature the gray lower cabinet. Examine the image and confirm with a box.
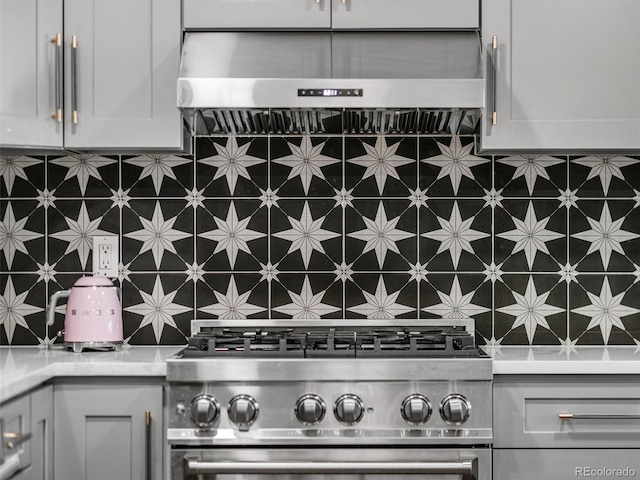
[481,0,640,151]
[29,386,54,480]
[0,0,183,150]
[0,384,53,480]
[494,449,640,480]
[493,375,640,480]
[54,379,163,480]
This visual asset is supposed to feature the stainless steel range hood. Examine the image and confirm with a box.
[177,31,484,135]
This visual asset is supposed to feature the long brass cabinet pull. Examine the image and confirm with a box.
[490,35,498,125]
[559,413,640,420]
[145,411,152,480]
[2,431,32,450]
[50,33,63,122]
[71,34,78,124]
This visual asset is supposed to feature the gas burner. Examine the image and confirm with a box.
[179,321,483,359]
[305,330,357,358]
[183,329,306,358]
[355,329,478,358]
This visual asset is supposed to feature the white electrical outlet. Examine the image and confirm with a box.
[92,235,119,277]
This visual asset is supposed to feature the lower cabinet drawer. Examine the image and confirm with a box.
[494,449,640,480]
[494,375,640,448]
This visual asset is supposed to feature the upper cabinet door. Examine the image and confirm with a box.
[63,0,182,150]
[183,0,331,30]
[0,0,63,148]
[482,0,640,151]
[332,0,479,30]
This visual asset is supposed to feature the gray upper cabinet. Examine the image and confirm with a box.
[183,0,331,29]
[332,0,479,30]
[0,0,183,151]
[0,0,63,148]
[182,0,478,30]
[481,0,640,151]
[64,0,182,150]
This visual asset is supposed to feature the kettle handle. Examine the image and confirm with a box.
[46,290,71,326]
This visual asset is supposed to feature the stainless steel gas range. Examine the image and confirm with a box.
[166,319,492,480]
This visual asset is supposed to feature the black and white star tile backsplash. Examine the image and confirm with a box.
[2,139,640,347]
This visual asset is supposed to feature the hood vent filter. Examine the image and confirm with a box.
[190,108,480,136]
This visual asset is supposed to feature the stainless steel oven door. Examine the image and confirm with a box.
[171,447,491,480]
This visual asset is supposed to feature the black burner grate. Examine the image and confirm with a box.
[179,327,481,359]
[183,329,306,358]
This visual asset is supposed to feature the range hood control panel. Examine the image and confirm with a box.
[298,88,363,97]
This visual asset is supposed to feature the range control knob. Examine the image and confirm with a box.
[440,394,471,425]
[295,394,326,425]
[228,395,259,430]
[401,394,432,425]
[334,394,364,425]
[190,394,220,428]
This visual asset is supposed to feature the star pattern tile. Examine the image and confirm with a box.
[272,137,341,194]
[273,202,340,268]
[497,276,564,344]
[3,139,640,346]
[199,202,266,269]
[571,202,639,270]
[422,275,490,319]
[421,136,490,194]
[1,156,43,196]
[199,276,266,319]
[348,201,414,268]
[273,275,341,319]
[0,277,43,343]
[198,137,266,195]
[421,201,489,269]
[0,203,43,268]
[49,154,117,195]
[571,155,639,196]
[571,277,640,344]
[496,155,565,195]
[347,137,415,194]
[124,275,191,343]
[124,154,192,195]
[497,202,565,270]
[50,202,111,270]
[347,276,414,319]
[125,202,192,269]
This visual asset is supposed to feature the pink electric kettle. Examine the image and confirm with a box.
[46,276,123,352]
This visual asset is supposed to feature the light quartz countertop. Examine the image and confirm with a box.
[489,346,640,375]
[2,345,640,404]
[0,346,183,403]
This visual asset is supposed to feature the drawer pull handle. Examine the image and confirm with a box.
[490,35,498,125]
[3,432,32,449]
[71,34,79,124]
[50,33,63,122]
[559,413,640,420]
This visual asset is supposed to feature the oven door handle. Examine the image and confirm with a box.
[185,457,478,478]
